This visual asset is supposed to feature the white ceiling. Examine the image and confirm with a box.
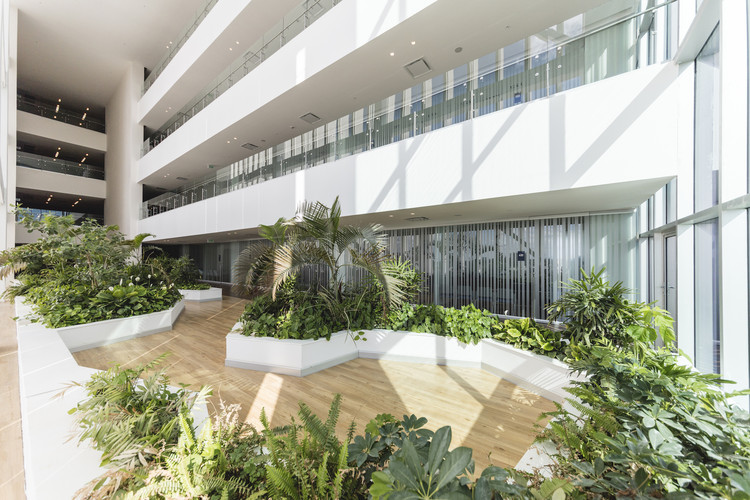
[13,0,206,110]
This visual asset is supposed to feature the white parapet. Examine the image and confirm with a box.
[179,287,223,302]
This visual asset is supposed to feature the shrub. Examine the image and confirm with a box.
[67,355,211,469]
[492,317,565,360]
[546,268,643,348]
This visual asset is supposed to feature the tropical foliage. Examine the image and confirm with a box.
[66,355,210,469]
[1,210,183,326]
[234,197,415,336]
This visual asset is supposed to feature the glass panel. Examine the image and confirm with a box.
[694,25,720,212]
[664,235,677,336]
[694,219,720,373]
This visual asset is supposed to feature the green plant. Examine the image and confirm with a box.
[385,303,496,344]
[546,268,643,348]
[66,355,211,469]
[370,426,474,499]
[261,394,366,499]
[129,411,264,499]
[232,196,407,312]
[539,342,750,498]
[492,318,565,360]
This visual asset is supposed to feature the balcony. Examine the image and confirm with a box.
[141,1,677,220]
[17,152,104,180]
[17,94,105,133]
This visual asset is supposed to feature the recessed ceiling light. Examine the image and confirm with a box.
[410,212,415,215]
[411,41,416,45]
[388,215,394,218]
[389,52,395,56]
[229,47,233,51]
[233,137,237,140]
[235,41,239,45]
[227,140,230,143]
[454,47,463,53]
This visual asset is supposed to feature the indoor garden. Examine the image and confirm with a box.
[7,205,750,498]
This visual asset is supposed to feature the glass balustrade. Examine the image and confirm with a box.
[17,94,105,133]
[142,0,677,219]
[16,208,103,225]
[142,0,342,156]
[142,0,219,94]
[17,151,105,180]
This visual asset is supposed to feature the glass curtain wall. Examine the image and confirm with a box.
[178,214,636,319]
[694,26,720,212]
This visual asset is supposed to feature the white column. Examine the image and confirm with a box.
[0,3,17,277]
[105,62,144,238]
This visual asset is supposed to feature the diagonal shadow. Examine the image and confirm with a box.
[442,106,525,205]
[549,64,677,189]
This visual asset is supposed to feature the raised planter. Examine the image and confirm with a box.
[179,287,223,302]
[54,300,185,352]
[13,297,198,500]
[226,327,359,376]
[357,329,482,367]
[226,327,579,403]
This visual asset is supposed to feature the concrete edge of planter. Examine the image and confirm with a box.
[12,297,199,500]
[179,287,223,302]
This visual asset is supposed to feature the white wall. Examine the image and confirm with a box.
[105,63,143,237]
[16,111,106,152]
[140,63,681,240]
[16,166,106,199]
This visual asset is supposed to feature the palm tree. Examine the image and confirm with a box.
[232,197,406,310]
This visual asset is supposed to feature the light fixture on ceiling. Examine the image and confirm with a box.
[411,41,416,45]
[54,151,59,158]
[235,41,239,45]
[55,98,60,113]
[81,112,87,120]
[227,140,230,144]
[406,216,430,222]
[241,143,259,150]
[389,52,395,56]
[454,47,463,53]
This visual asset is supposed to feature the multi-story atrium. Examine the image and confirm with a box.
[1,0,748,498]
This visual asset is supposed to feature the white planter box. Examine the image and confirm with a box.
[13,297,194,500]
[481,339,582,402]
[226,328,576,402]
[55,300,185,352]
[179,287,222,302]
[225,330,359,376]
[357,329,482,367]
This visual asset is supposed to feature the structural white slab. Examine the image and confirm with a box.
[179,287,222,302]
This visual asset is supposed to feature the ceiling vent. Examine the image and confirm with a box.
[406,216,430,222]
[176,176,188,181]
[404,58,431,79]
[241,143,259,150]
[299,112,321,124]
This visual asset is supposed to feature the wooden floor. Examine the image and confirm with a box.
[73,297,555,471]
[0,300,26,500]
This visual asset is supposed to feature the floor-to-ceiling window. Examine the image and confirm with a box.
[694,25,720,212]
[694,219,720,373]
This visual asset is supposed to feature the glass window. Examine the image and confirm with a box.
[694,25,720,212]
[694,219,720,373]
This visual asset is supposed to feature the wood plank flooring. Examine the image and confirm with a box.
[73,297,555,471]
[0,300,27,500]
